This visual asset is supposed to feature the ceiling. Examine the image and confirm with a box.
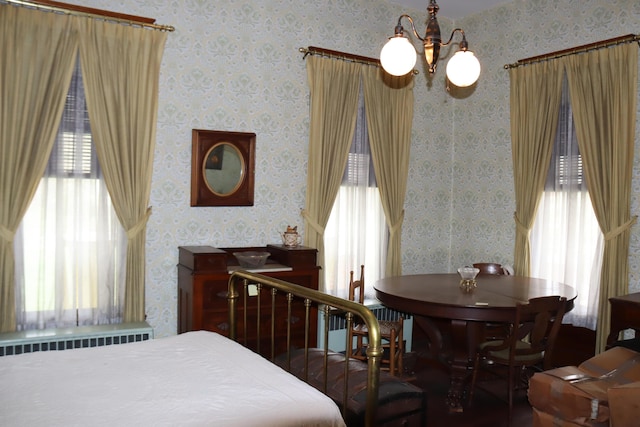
[388,0,512,20]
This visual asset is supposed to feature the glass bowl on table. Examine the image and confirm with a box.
[457,267,480,292]
[233,251,270,268]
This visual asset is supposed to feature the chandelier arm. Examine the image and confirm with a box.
[440,28,466,47]
[395,14,426,43]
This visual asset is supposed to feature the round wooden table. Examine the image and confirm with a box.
[374,273,577,412]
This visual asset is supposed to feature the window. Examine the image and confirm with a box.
[530,75,603,330]
[324,87,388,299]
[14,57,126,330]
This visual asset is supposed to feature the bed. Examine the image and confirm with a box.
[0,330,346,426]
[0,271,384,427]
[0,271,424,426]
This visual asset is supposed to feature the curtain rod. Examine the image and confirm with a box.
[4,0,175,32]
[299,46,381,67]
[504,34,639,69]
[299,46,420,74]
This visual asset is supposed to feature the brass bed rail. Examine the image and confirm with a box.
[228,271,382,427]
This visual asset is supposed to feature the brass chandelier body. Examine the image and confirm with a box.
[380,0,480,87]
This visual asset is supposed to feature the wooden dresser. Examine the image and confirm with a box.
[177,245,319,355]
[606,291,640,348]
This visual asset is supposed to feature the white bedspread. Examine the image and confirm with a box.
[0,330,346,427]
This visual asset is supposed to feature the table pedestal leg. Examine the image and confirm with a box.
[412,315,486,413]
[446,319,484,413]
[412,315,450,371]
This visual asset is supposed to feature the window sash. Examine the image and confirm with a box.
[46,58,98,179]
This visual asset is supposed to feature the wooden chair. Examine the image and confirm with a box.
[347,265,404,376]
[473,262,510,275]
[474,262,511,340]
[469,295,567,426]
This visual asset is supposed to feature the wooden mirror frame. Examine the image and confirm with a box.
[191,129,256,206]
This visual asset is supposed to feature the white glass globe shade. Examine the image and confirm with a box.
[446,50,481,87]
[380,37,417,76]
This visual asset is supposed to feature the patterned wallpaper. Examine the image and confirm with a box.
[62,0,640,338]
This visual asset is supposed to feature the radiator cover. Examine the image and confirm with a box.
[0,322,153,357]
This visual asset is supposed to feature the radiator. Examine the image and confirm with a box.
[319,303,413,352]
[0,321,153,357]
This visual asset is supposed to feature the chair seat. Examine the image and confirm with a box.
[479,340,545,364]
[353,320,401,336]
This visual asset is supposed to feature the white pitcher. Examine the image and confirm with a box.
[281,226,302,247]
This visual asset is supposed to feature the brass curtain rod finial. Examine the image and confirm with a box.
[299,47,311,59]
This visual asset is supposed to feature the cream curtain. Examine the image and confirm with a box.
[78,20,167,322]
[323,89,388,298]
[563,44,638,352]
[530,77,603,331]
[510,61,564,276]
[0,6,78,332]
[362,67,414,277]
[14,59,128,329]
[302,56,361,291]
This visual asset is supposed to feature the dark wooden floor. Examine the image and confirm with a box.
[408,361,533,427]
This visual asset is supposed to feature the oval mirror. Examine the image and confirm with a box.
[202,142,244,196]
[191,129,255,206]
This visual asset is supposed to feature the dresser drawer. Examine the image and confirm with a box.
[179,246,228,273]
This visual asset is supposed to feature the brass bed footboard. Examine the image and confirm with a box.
[227,271,382,427]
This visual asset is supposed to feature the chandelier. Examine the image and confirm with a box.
[380,0,481,87]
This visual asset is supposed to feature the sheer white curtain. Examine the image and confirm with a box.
[530,76,603,330]
[14,58,126,330]
[324,87,388,299]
